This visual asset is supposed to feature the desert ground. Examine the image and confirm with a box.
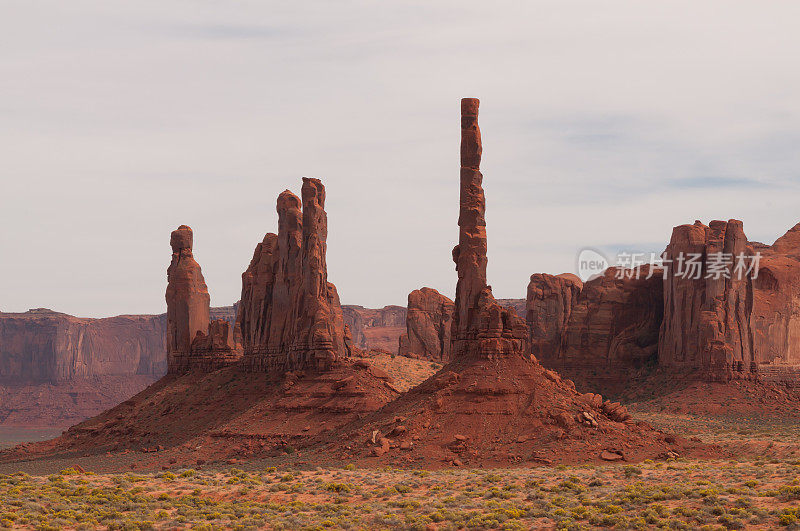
[2,356,800,530]
[2,415,800,530]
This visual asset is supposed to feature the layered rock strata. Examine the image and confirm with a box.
[0,309,167,383]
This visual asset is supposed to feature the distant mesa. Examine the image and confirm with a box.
[342,305,406,354]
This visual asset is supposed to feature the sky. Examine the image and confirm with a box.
[2,1,800,317]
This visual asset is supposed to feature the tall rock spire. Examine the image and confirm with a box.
[451,98,528,358]
[291,177,347,371]
[165,225,211,372]
[239,179,348,372]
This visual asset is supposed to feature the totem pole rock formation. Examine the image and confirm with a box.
[451,98,528,358]
[397,287,454,361]
[238,178,349,373]
[526,273,583,361]
[659,219,800,382]
[166,225,239,373]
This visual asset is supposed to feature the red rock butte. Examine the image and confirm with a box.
[237,178,349,373]
[398,287,453,361]
[527,218,800,395]
[660,219,800,382]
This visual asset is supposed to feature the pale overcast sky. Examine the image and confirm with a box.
[2,1,800,317]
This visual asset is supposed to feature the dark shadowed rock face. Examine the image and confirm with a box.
[559,267,663,392]
[398,288,454,361]
[238,179,349,373]
[451,98,528,359]
[525,268,663,394]
[341,305,406,353]
[659,220,800,382]
[166,225,240,373]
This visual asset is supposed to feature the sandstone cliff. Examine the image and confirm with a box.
[525,268,663,394]
[526,273,583,361]
[0,308,167,427]
[659,220,800,382]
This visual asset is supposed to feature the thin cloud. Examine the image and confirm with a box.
[173,24,288,40]
[665,176,763,189]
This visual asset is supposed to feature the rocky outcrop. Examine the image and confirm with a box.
[342,305,406,353]
[166,225,240,373]
[239,179,349,373]
[562,267,662,369]
[166,225,210,372]
[526,274,583,361]
[659,220,800,382]
[451,98,528,358]
[0,309,167,383]
[397,288,454,360]
[558,267,663,391]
